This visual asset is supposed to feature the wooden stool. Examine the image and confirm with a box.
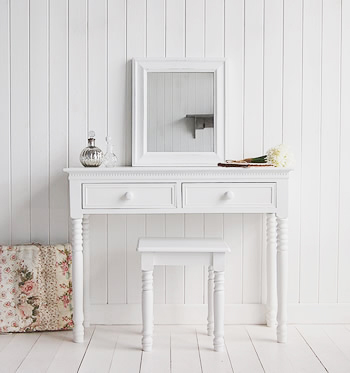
[137,237,230,352]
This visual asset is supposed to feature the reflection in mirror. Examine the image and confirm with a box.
[147,72,214,152]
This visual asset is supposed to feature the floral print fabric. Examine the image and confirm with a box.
[0,244,73,333]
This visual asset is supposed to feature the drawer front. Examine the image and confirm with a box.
[182,183,276,208]
[83,183,176,209]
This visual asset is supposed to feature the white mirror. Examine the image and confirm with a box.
[132,59,226,166]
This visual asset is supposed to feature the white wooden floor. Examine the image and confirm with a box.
[1,325,350,373]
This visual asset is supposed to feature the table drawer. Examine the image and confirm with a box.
[182,183,276,208]
[83,183,176,209]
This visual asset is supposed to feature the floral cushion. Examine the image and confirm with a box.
[0,244,73,333]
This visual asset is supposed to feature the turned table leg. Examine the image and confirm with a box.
[277,216,288,343]
[142,269,153,352]
[266,213,277,327]
[213,270,225,352]
[207,265,214,336]
[72,218,84,343]
[82,215,90,328]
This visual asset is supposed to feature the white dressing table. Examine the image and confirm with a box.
[64,166,291,344]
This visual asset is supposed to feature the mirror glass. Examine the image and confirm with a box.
[147,72,214,152]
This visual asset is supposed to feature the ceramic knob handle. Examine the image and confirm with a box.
[225,191,234,200]
[125,192,134,200]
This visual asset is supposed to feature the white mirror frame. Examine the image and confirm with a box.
[132,59,226,166]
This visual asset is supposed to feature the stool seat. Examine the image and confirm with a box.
[137,237,231,253]
[138,237,229,353]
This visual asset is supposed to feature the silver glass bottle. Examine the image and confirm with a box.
[80,131,104,167]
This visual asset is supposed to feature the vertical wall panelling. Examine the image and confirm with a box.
[10,0,31,243]
[165,0,185,58]
[49,0,69,244]
[107,0,127,304]
[318,0,341,303]
[2,0,350,322]
[68,0,87,167]
[0,0,11,244]
[146,215,166,304]
[242,0,264,304]
[126,215,145,303]
[282,0,303,303]
[30,0,50,243]
[299,0,322,303]
[185,0,205,58]
[184,214,204,304]
[164,0,186,305]
[165,214,185,304]
[224,0,244,161]
[88,0,108,305]
[184,0,205,305]
[145,0,166,305]
[338,0,350,303]
[263,0,283,150]
[126,0,146,165]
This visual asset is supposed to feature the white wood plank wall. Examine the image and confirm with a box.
[0,0,349,323]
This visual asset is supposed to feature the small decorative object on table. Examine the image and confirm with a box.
[219,144,294,168]
[80,130,104,167]
[103,136,118,167]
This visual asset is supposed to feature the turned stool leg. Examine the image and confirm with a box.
[213,270,225,352]
[207,265,214,336]
[142,270,153,351]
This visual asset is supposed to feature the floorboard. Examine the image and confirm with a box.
[225,325,264,373]
[0,332,41,373]
[297,325,350,373]
[1,325,350,373]
[247,325,326,373]
[196,326,233,373]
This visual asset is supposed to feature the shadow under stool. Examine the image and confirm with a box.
[137,237,231,352]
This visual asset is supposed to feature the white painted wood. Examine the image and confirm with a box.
[49,0,69,245]
[170,326,202,373]
[10,0,30,243]
[318,0,341,303]
[207,265,214,336]
[3,0,350,328]
[213,270,225,351]
[142,269,154,351]
[72,218,84,343]
[47,328,94,373]
[16,332,64,373]
[140,326,171,373]
[132,59,226,166]
[196,326,233,373]
[277,217,288,343]
[185,0,205,58]
[109,326,143,372]
[299,0,322,304]
[266,213,277,327]
[247,325,326,373]
[0,333,41,372]
[89,215,107,304]
[82,215,90,327]
[165,214,185,304]
[297,325,350,373]
[78,326,118,373]
[146,0,165,58]
[338,0,350,303]
[107,215,127,303]
[0,0,11,245]
[83,183,176,209]
[68,0,87,167]
[183,183,276,210]
[30,0,50,244]
[225,326,265,373]
[323,325,350,362]
[282,0,303,304]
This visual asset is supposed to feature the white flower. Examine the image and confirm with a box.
[266,144,294,168]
